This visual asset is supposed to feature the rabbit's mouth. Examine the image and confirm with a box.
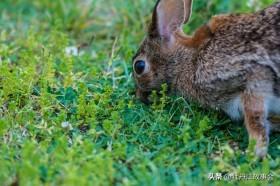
[136,88,152,105]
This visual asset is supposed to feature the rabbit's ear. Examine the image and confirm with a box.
[151,0,193,41]
[183,0,193,24]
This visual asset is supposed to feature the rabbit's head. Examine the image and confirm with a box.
[132,0,198,103]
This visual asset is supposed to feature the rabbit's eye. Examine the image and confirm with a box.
[134,60,146,75]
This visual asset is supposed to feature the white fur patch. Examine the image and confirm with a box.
[222,96,243,120]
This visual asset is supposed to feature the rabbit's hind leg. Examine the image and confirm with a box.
[242,92,270,158]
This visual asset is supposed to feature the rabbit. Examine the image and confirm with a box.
[132,0,280,158]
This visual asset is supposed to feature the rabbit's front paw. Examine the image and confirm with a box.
[254,138,268,159]
[255,146,267,159]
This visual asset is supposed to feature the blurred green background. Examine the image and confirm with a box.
[0,0,279,185]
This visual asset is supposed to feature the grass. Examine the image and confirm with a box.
[0,0,279,185]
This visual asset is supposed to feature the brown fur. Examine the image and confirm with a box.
[176,25,213,48]
[132,0,280,158]
[208,14,237,33]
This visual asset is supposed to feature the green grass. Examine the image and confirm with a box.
[0,0,279,185]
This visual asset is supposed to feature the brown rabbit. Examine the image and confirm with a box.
[132,0,280,158]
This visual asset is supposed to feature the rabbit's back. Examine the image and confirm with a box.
[208,2,280,55]
[194,2,280,107]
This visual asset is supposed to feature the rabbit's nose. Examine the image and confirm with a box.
[136,88,151,105]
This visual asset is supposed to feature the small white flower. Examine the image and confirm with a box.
[65,46,78,56]
[61,121,73,130]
